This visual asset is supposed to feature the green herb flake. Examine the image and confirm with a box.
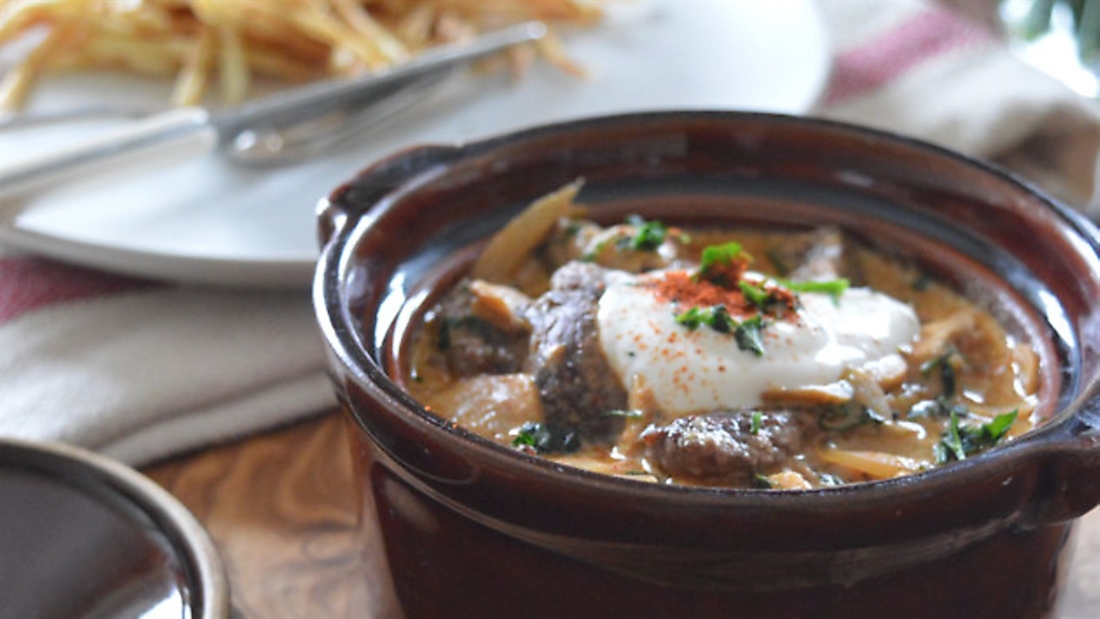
[709,305,734,334]
[734,315,766,356]
[738,280,771,309]
[907,396,968,420]
[920,347,960,398]
[750,411,763,435]
[511,422,581,454]
[511,430,537,448]
[779,278,850,304]
[699,242,744,273]
[752,474,773,489]
[820,404,885,431]
[676,307,767,356]
[935,409,1018,464]
[675,305,739,334]
[626,215,668,251]
[984,410,1018,440]
[675,307,707,330]
[936,411,968,463]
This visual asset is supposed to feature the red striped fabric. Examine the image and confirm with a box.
[0,257,158,325]
[824,6,993,106]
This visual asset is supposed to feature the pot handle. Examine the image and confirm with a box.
[316,144,460,246]
[1026,384,1100,525]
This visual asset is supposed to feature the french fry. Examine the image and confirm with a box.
[330,0,409,64]
[0,0,601,112]
[0,20,82,110]
[471,179,587,284]
[172,24,215,106]
[216,26,248,106]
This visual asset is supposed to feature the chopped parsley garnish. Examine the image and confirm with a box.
[674,306,767,356]
[675,305,731,332]
[934,409,1018,463]
[778,278,850,303]
[626,215,668,251]
[819,403,886,431]
[690,242,752,290]
[737,280,793,315]
[699,241,743,271]
[511,422,581,454]
[752,474,773,489]
[734,315,766,357]
[750,411,763,435]
[908,397,969,419]
[511,429,536,448]
[910,348,968,419]
[738,280,771,309]
[921,347,960,398]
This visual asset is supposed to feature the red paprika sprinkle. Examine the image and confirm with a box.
[645,271,754,316]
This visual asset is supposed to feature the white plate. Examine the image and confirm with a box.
[0,0,829,288]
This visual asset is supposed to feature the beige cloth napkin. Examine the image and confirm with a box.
[1,0,1097,468]
[816,0,1100,216]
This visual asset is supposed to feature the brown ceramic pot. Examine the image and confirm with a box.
[313,112,1099,619]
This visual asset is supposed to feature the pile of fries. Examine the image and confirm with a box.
[0,0,599,111]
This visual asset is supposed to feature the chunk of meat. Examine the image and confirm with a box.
[435,282,531,377]
[640,410,818,486]
[467,280,532,333]
[525,262,628,444]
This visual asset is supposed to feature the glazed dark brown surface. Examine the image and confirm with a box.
[315,112,1100,618]
[136,411,1098,618]
[363,436,1069,619]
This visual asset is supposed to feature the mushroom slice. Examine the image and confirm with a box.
[471,179,586,284]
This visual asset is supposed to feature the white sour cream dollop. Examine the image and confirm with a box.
[596,271,920,416]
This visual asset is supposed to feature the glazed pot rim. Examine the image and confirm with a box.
[314,110,1100,511]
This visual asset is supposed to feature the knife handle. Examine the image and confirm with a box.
[0,107,217,202]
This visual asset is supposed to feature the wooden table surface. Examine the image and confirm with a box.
[144,411,1099,619]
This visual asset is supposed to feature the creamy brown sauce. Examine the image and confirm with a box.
[400,190,1042,489]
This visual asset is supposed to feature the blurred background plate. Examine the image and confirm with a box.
[0,0,829,288]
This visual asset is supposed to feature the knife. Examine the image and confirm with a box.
[0,21,546,201]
